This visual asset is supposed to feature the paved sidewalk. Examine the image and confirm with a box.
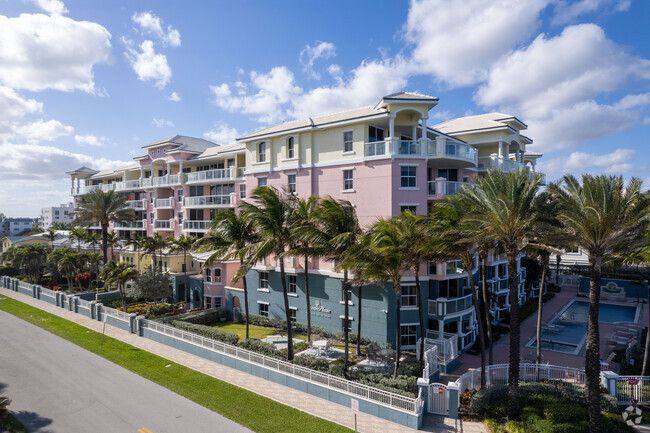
[0,288,486,433]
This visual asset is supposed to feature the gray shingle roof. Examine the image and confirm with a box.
[433,113,525,134]
[382,91,439,101]
[142,135,218,153]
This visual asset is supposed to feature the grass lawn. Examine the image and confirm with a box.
[0,413,29,433]
[0,296,351,433]
[212,322,311,343]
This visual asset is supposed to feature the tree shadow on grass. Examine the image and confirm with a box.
[12,410,54,433]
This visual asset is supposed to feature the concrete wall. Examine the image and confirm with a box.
[579,277,649,299]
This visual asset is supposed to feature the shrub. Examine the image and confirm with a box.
[459,389,475,407]
[179,308,227,325]
[397,357,423,377]
[484,418,506,433]
[0,266,19,277]
[292,355,329,373]
[236,338,283,359]
[170,320,239,345]
[601,412,635,433]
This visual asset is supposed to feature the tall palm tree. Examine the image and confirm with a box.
[141,233,168,274]
[101,261,139,312]
[49,247,76,289]
[124,233,145,271]
[288,195,323,343]
[73,190,135,263]
[454,169,543,420]
[194,210,258,339]
[239,187,296,360]
[105,232,121,261]
[171,234,197,279]
[13,244,51,283]
[549,174,650,433]
[42,227,59,248]
[69,228,86,252]
[314,197,363,371]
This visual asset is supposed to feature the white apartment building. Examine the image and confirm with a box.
[40,203,75,229]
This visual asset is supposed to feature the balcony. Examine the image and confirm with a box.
[113,220,145,230]
[186,168,233,184]
[154,219,173,230]
[153,174,182,187]
[183,220,212,232]
[237,168,246,178]
[364,141,386,157]
[115,180,142,191]
[155,198,173,209]
[100,183,116,192]
[184,195,231,208]
[477,157,524,173]
[428,293,473,317]
[126,200,145,211]
[429,142,478,164]
[427,179,475,198]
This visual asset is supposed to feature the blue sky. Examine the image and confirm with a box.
[0,0,648,216]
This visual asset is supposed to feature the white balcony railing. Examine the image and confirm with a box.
[364,141,386,157]
[152,174,182,187]
[428,293,474,317]
[237,168,246,178]
[185,168,232,183]
[126,200,145,210]
[183,220,212,232]
[184,195,231,208]
[113,220,145,230]
[115,180,142,191]
[101,183,116,192]
[154,219,172,230]
[477,157,525,173]
[394,140,420,155]
[443,142,476,161]
[427,179,474,197]
[155,198,172,208]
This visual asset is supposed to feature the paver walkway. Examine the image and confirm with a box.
[0,287,486,433]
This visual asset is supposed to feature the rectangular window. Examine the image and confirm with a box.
[288,275,297,294]
[438,168,458,182]
[259,271,269,289]
[401,285,418,307]
[428,261,437,275]
[240,184,246,199]
[446,260,463,275]
[259,303,269,317]
[206,268,212,283]
[206,297,212,309]
[258,142,267,162]
[341,317,352,333]
[368,125,384,142]
[287,174,296,193]
[258,177,267,187]
[400,205,417,213]
[177,189,183,202]
[341,286,352,303]
[401,166,417,188]
[343,169,353,191]
[150,212,154,223]
[177,212,183,224]
[54,210,59,215]
[438,278,459,298]
[227,159,235,168]
[498,263,507,278]
[214,297,222,308]
[400,325,417,347]
[343,131,353,152]
[287,137,295,159]
[289,307,297,323]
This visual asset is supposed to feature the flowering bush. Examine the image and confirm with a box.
[76,272,91,288]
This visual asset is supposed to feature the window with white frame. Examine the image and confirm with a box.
[259,271,269,289]
[288,275,297,294]
[287,137,295,159]
[401,285,418,307]
[206,268,212,282]
[259,303,269,317]
[177,189,183,202]
[400,205,417,213]
[428,261,437,275]
[368,125,384,142]
[401,166,417,188]
[289,307,297,322]
[341,317,352,332]
[287,174,296,193]
[240,184,246,199]
[400,325,418,347]
[214,297,222,308]
[341,286,352,303]
[343,131,353,153]
[343,169,353,191]
[214,268,221,283]
[258,177,267,187]
[258,142,267,162]
[206,297,212,309]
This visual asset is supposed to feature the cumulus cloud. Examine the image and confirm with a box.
[29,0,68,15]
[405,0,551,87]
[0,13,111,93]
[538,148,637,182]
[74,134,106,146]
[300,41,336,79]
[203,123,240,144]
[125,40,171,88]
[168,91,181,101]
[131,11,181,47]
[552,0,631,25]
[152,117,174,128]
[14,120,73,142]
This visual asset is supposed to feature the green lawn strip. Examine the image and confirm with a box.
[0,297,351,433]
[0,412,29,433]
[212,322,310,343]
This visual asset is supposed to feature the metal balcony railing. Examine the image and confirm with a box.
[154,219,172,229]
[428,293,474,316]
[184,195,231,207]
[155,198,172,208]
[182,220,212,231]
[185,168,232,183]
[364,141,386,157]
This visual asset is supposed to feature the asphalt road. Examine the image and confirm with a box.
[0,309,252,433]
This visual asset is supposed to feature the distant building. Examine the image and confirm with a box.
[0,218,34,237]
[40,203,74,229]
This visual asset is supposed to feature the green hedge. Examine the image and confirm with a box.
[178,308,227,325]
[170,320,239,345]
[292,355,329,372]
[0,267,19,277]
[236,338,283,359]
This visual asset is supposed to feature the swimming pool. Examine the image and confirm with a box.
[526,300,640,355]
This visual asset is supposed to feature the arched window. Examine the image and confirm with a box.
[287,137,295,159]
[258,142,267,162]
[206,268,212,282]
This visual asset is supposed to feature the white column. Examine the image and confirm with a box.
[532,161,536,173]
[166,162,171,175]
[515,149,520,163]
[139,167,143,178]
[411,125,417,141]
[505,143,510,160]
[388,115,395,139]
[498,141,504,158]
[70,177,74,188]
[179,160,183,172]
[420,117,429,155]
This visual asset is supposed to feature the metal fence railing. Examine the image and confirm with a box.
[40,287,57,297]
[454,363,588,392]
[141,319,421,414]
[102,306,129,322]
[617,376,650,404]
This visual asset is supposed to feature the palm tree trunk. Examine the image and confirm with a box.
[536,256,548,365]
[586,254,602,433]
[343,269,350,372]
[120,283,128,313]
[481,255,493,365]
[279,256,294,361]
[643,286,650,375]
[466,255,486,389]
[415,264,425,363]
[356,285,362,356]
[394,282,402,379]
[241,258,250,340]
[506,250,521,420]
[304,254,312,343]
[101,223,108,264]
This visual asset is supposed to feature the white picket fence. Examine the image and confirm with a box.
[423,346,439,379]
[141,319,422,414]
[454,363,587,392]
[617,376,650,404]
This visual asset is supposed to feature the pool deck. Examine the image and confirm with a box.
[443,284,649,381]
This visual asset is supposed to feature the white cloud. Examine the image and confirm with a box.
[552,0,631,25]
[539,148,637,182]
[203,124,240,144]
[475,24,650,151]
[74,134,106,147]
[152,117,174,128]
[168,91,181,102]
[14,119,73,142]
[0,13,111,93]
[125,40,171,88]
[131,11,181,47]
[0,86,42,122]
[300,41,336,79]
[29,0,68,15]
[405,0,551,87]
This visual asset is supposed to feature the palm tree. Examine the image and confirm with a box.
[194,210,258,339]
[314,197,363,371]
[171,234,197,279]
[105,232,121,261]
[101,260,138,312]
[454,169,543,420]
[42,227,59,248]
[69,228,86,252]
[549,174,650,433]
[124,233,145,271]
[288,195,323,343]
[13,244,51,283]
[73,190,136,263]
[239,187,296,360]
[141,233,169,275]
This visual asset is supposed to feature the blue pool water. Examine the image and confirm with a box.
[528,300,639,354]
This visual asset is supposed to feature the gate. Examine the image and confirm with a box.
[428,383,448,415]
